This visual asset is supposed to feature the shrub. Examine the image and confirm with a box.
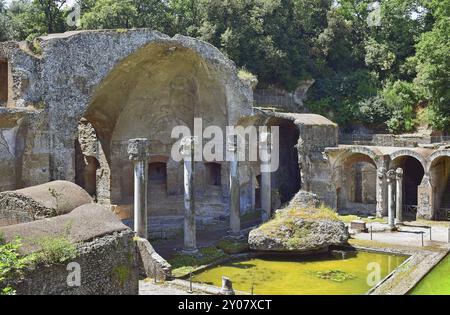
[0,238,32,295]
[31,236,77,265]
[357,95,392,125]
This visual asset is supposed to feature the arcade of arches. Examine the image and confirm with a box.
[327,147,450,221]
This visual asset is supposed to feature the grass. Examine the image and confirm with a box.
[259,205,340,235]
[238,68,257,83]
[216,239,249,254]
[170,246,227,277]
[338,214,387,224]
[113,265,131,287]
[170,239,251,277]
[30,235,77,265]
[241,210,261,222]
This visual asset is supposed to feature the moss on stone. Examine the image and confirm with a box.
[216,239,249,254]
[170,246,228,277]
[113,265,131,287]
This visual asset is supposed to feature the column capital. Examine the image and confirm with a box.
[180,136,198,157]
[377,166,387,179]
[386,169,396,182]
[395,168,403,179]
[127,138,150,161]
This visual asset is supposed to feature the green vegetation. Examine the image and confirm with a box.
[30,235,77,265]
[0,237,32,295]
[410,254,450,295]
[113,265,131,287]
[170,239,250,277]
[308,269,356,282]
[0,0,447,131]
[258,205,340,239]
[192,252,406,294]
[337,214,386,224]
[216,239,249,254]
[1,233,78,295]
[169,246,227,273]
[256,205,341,249]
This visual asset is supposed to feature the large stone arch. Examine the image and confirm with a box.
[389,149,430,219]
[330,146,381,170]
[427,150,450,219]
[329,147,380,215]
[389,149,428,171]
[37,30,253,182]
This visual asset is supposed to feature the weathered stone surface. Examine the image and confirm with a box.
[0,203,138,295]
[283,190,320,209]
[248,207,349,252]
[0,180,92,226]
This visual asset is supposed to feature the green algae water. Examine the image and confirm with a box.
[192,252,406,295]
[410,254,450,295]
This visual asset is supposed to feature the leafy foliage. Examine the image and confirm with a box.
[0,0,448,131]
[0,237,32,295]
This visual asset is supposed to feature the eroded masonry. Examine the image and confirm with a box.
[1,29,449,239]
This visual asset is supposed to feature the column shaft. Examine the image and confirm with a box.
[134,160,148,237]
[229,159,241,235]
[182,137,197,253]
[395,168,403,225]
[127,138,150,239]
[387,170,395,229]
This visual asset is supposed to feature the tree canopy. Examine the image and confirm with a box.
[0,0,448,132]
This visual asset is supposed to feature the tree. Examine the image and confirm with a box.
[413,0,450,130]
[80,0,137,29]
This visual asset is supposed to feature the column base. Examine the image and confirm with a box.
[395,220,404,226]
[181,248,198,255]
[226,231,244,240]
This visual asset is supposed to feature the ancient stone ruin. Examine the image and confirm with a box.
[1,29,450,295]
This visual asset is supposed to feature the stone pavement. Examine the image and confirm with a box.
[139,280,207,295]
[353,221,450,247]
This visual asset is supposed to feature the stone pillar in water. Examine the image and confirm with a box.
[228,134,241,236]
[387,169,396,229]
[395,168,404,225]
[181,136,197,254]
[260,131,272,222]
[127,138,150,239]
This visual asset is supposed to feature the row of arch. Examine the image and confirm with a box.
[331,147,450,220]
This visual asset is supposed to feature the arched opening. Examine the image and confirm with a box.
[0,59,7,103]
[205,162,221,186]
[80,42,229,237]
[266,118,301,204]
[148,162,167,196]
[255,174,262,209]
[392,156,425,219]
[336,153,377,216]
[74,118,111,202]
[429,155,450,220]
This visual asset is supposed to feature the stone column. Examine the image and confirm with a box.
[376,158,389,218]
[395,168,403,225]
[260,132,272,222]
[228,134,240,236]
[127,138,150,239]
[386,169,396,229]
[181,136,197,253]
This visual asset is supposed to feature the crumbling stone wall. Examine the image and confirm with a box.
[0,203,139,295]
